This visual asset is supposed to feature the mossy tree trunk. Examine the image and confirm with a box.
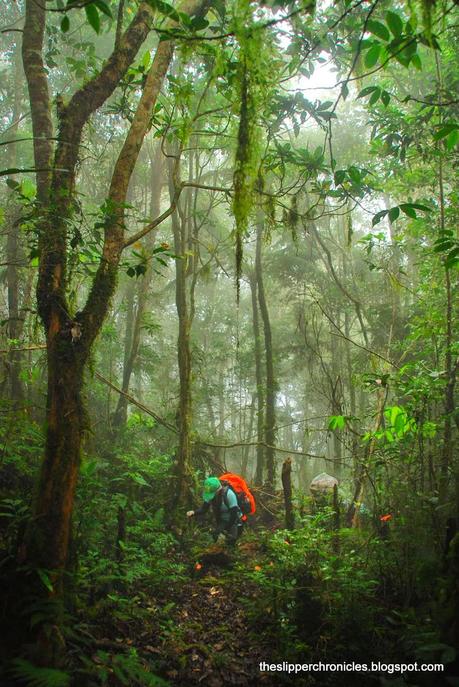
[4,33,25,404]
[20,0,205,657]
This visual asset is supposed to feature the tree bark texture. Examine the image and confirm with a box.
[281,457,295,530]
[249,271,265,485]
[20,0,207,649]
[169,152,193,506]
[4,36,25,403]
[241,394,256,478]
[256,221,276,488]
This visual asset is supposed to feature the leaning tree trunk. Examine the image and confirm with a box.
[255,220,277,489]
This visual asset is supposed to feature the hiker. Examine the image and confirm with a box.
[187,476,244,545]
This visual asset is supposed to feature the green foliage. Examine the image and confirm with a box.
[232,0,280,296]
[328,414,345,430]
[237,515,384,658]
[10,659,70,687]
[78,649,167,686]
[372,202,431,226]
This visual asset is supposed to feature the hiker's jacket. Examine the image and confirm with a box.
[195,486,242,529]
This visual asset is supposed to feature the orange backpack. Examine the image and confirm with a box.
[219,473,256,520]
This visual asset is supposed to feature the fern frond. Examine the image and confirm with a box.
[10,658,70,687]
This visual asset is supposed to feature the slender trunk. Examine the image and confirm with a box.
[241,394,256,478]
[384,193,404,343]
[329,315,342,476]
[347,387,387,527]
[440,263,455,507]
[114,146,164,426]
[249,271,265,484]
[169,152,192,505]
[256,221,276,488]
[281,457,295,530]
[343,249,359,473]
[6,37,25,403]
[114,281,136,427]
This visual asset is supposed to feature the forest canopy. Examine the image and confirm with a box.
[0,0,458,685]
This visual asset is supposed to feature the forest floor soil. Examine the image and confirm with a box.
[147,538,284,686]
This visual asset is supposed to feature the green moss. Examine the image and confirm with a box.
[232,0,279,299]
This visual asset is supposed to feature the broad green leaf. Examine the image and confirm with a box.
[6,177,20,190]
[388,206,400,222]
[394,412,407,436]
[445,246,459,269]
[357,86,378,99]
[380,90,390,107]
[348,166,362,184]
[386,10,403,37]
[190,16,209,30]
[130,472,149,486]
[93,0,112,17]
[446,129,459,150]
[328,415,345,430]
[409,203,431,212]
[61,14,70,32]
[367,20,390,42]
[410,53,422,70]
[85,3,100,33]
[372,209,388,226]
[334,170,346,185]
[399,204,417,218]
[37,568,54,592]
[20,178,36,199]
[369,87,381,105]
[146,0,181,23]
[365,43,382,69]
[433,123,459,141]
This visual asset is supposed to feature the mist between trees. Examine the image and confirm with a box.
[0,0,458,685]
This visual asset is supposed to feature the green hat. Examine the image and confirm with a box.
[202,476,221,502]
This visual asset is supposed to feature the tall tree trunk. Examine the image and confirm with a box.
[4,26,25,403]
[255,221,276,488]
[169,152,193,505]
[241,393,256,478]
[347,387,387,527]
[113,146,164,426]
[114,280,136,427]
[20,0,205,656]
[329,314,343,476]
[249,271,265,485]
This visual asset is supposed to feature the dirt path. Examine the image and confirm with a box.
[151,543,283,686]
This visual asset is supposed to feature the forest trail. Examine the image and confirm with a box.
[148,540,280,687]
